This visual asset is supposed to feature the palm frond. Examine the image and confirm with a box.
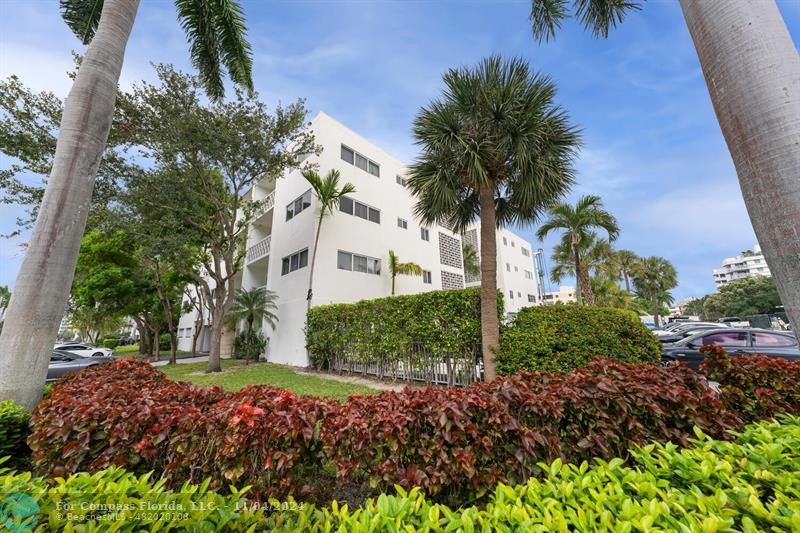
[176,0,224,100]
[210,0,253,92]
[530,0,643,42]
[60,0,104,44]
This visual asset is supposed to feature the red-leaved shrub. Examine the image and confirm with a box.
[701,345,800,423]
[137,385,338,501]
[31,356,748,506]
[29,359,223,478]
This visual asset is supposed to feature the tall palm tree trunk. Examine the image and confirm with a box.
[0,0,140,410]
[571,237,584,305]
[479,185,499,381]
[680,0,800,337]
[622,270,631,293]
[652,291,661,328]
[307,214,324,313]
[391,274,396,296]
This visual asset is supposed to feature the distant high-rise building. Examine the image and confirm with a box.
[712,244,771,287]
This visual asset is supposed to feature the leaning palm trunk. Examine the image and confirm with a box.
[571,239,584,305]
[479,185,499,381]
[680,0,800,337]
[0,0,139,410]
[307,213,325,313]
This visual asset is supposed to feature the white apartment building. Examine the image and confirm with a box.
[176,112,540,366]
[462,224,541,315]
[541,286,577,305]
[712,244,771,287]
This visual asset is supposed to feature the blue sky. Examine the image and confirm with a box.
[1,0,799,300]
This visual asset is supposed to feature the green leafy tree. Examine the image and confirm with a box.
[120,66,316,373]
[632,256,678,327]
[408,56,581,381]
[462,244,480,278]
[614,249,640,293]
[301,169,356,311]
[702,276,782,321]
[388,250,423,296]
[0,0,254,410]
[536,195,619,305]
[527,0,800,338]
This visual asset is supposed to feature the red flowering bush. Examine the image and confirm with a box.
[701,345,800,423]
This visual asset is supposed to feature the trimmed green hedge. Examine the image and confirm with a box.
[102,338,120,349]
[4,416,798,531]
[497,305,660,374]
[306,287,503,369]
[0,400,30,465]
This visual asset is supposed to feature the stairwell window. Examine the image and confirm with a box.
[421,228,430,241]
[281,249,308,275]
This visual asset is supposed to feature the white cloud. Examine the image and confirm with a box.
[0,43,75,97]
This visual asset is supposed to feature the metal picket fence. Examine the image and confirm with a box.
[327,340,483,387]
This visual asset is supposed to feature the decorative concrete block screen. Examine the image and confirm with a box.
[441,270,465,290]
[462,229,481,284]
[438,232,463,269]
[307,288,503,386]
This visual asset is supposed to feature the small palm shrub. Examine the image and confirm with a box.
[232,330,267,361]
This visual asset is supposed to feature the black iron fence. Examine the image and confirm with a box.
[327,340,483,387]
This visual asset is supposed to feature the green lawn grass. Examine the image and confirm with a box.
[159,359,375,400]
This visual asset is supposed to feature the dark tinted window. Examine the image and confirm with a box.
[701,331,748,347]
[368,207,380,224]
[753,332,796,347]
[337,251,352,270]
[355,153,368,172]
[341,145,354,164]
[281,257,290,275]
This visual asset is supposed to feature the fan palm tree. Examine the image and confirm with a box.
[0,0,254,410]
[615,249,640,293]
[388,250,423,295]
[536,195,619,305]
[632,256,678,328]
[302,169,356,312]
[407,56,580,381]
[462,243,480,278]
[528,0,800,337]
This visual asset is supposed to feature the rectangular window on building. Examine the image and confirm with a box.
[514,266,518,272]
[368,161,380,177]
[354,202,368,220]
[517,291,521,297]
[354,255,368,273]
[337,251,353,271]
[506,263,510,272]
[521,247,530,257]
[341,145,355,164]
[341,197,379,224]
[525,270,533,279]
[355,153,368,172]
[339,196,354,215]
[421,228,430,241]
[396,175,406,186]
[528,294,535,303]
[511,241,515,247]
[368,207,380,224]
[423,270,432,284]
[282,249,308,275]
[503,237,507,245]
[509,290,514,299]
[397,218,408,229]
[286,189,312,221]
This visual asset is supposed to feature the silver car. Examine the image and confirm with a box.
[47,349,115,382]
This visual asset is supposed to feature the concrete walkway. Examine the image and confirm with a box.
[150,355,209,367]
[293,368,408,391]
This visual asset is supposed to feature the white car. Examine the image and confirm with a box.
[54,343,113,358]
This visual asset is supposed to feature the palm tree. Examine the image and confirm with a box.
[528,0,800,338]
[226,287,279,340]
[632,256,678,328]
[0,0,253,410]
[302,169,356,312]
[407,56,580,381]
[615,249,640,293]
[388,250,423,295]
[462,243,480,278]
[536,195,619,305]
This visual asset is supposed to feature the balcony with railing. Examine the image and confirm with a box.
[247,235,271,264]
[251,191,275,223]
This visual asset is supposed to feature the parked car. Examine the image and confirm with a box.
[47,349,115,382]
[717,316,751,328]
[657,323,730,344]
[654,321,724,337]
[54,343,112,358]
[661,328,799,371]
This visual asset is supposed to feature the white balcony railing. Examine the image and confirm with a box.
[247,235,271,264]
[252,191,275,220]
